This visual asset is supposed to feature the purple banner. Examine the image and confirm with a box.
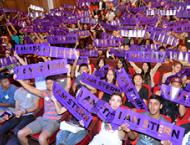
[0,57,18,67]
[93,65,109,79]
[77,88,185,145]
[94,38,121,47]
[77,56,89,65]
[80,72,121,95]
[166,51,190,63]
[116,68,147,110]
[53,83,93,128]
[120,30,146,38]
[47,34,78,44]
[150,32,179,47]
[78,49,98,57]
[14,59,68,80]
[37,46,78,60]
[126,51,166,63]
[161,84,190,107]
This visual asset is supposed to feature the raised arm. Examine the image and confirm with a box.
[129,61,142,74]
[15,77,42,97]
[14,51,27,65]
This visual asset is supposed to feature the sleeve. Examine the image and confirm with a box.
[14,89,19,102]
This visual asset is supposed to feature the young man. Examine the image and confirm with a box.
[162,61,182,84]
[136,95,172,145]
[72,63,96,94]
[15,76,67,145]
[89,93,136,145]
[0,74,17,112]
[0,80,39,145]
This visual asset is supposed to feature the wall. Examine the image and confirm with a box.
[2,0,76,12]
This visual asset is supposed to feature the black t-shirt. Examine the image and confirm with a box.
[125,86,148,108]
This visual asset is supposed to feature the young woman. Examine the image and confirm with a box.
[93,57,107,79]
[98,68,117,102]
[129,61,161,87]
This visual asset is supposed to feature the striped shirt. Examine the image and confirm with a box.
[41,91,61,121]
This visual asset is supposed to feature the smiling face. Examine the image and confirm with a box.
[133,75,143,86]
[172,63,182,73]
[142,63,149,72]
[106,69,115,83]
[148,99,162,116]
[109,94,122,110]
[117,60,123,69]
[46,80,54,91]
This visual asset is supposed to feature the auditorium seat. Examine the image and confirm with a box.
[153,71,161,86]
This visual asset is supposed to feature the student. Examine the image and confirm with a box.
[129,62,161,87]
[135,95,172,145]
[72,63,96,94]
[162,61,182,84]
[99,68,117,102]
[0,80,39,145]
[0,74,17,112]
[15,76,67,145]
[89,93,136,145]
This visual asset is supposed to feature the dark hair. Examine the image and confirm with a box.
[149,94,163,104]
[117,57,129,73]
[45,76,56,81]
[95,57,106,70]
[141,62,151,83]
[110,93,122,100]
[79,63,89,71]
[0,73,11,81]
[132,73,143,84]
[173,61,182,67]
[106,68,116,84]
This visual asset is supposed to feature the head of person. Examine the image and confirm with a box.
[170,77,182,89]
[106,68,116,84]
[0,75,11,90]
[109,93,122,110]
[172,61,182,73]
[179,45,187,52]
[133,73,143,86]
[45,76,55,91]
[148,94,163,116]
[96,57,106,70]
[142,62,151,73]
[79,63,89,74]
[117,57,128,72]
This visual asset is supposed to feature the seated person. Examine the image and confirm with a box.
[135,95,172,145]
[15,76,67,145]
[72,63,96,94]
[0,74,17,112]
[0,80,39,145]
[89,93,136,145]
[162,61,182,84]
[125,74,149,108]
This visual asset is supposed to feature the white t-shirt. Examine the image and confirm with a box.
[89,122,122,145]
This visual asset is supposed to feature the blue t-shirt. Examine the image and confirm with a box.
[137,112,167,145]
[0,84,17,106]
[11,35,20,44]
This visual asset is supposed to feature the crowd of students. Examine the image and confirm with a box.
[0,0,190,145]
